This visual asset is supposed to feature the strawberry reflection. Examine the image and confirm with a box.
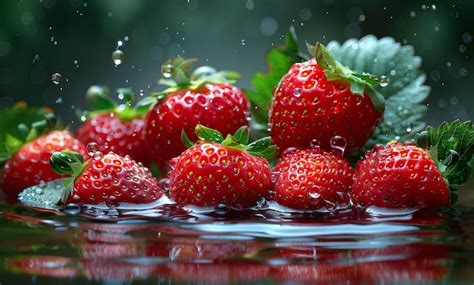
[3,221,451,283]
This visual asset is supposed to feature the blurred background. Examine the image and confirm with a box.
[0,0,472,128]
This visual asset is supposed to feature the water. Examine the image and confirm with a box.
[1,197,474,283]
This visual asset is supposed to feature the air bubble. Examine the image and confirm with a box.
[112,50,124,66]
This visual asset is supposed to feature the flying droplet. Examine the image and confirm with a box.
[241,39,246,46]
[63,203,81,216]
[51,73,63,84]
[112,50,124,66]
[330,135,347,156]
[161,63,174,79]
[86,142,100,156]
[379,75,389,87]
[32,54,40,64]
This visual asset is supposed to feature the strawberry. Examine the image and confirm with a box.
[49,150,162,206]
[352,120,474,209]
[143,57,249,173]
[269,42,384,154]
[1,114,87,202]
[168,124,274,208]
[76,86,149,164]
[273,147,354,210]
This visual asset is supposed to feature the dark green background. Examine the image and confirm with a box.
[0,0,472,128]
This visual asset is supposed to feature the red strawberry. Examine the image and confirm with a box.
[269,43,384,154]
[76,86,149,164]
[273,147,354,210]
[168,125,274,208]
[144,57,249,173]
[50,150,162,206]
[352,121,474,209]
[1,114,87,202]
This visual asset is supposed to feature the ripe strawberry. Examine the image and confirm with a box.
[352,120,474,209]
[273,147,354,210]
[168,125,274,208]
[76,86,149,164]
[269,42,384,154]
[143,57,249,173]
[50,150,162,206]
[1,114,87,202]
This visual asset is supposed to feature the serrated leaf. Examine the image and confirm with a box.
[246,26,305,125]
[416,120,474,189]
[327,35,430,148]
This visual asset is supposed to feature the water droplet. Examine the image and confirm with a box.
[309,138,321,149]
[93,151,104,161]
[330,135,347,156]
[112,50,124,66]
[161,63,174,78]
[293,88,302,97]
[51,73,63,84]
[72,194,81,201]
[34,187,43,195]
[64,203,81,216]
[86,142,100,156]
[168,158,178,170]
[38,180,47,189]
[214,204,230,215]
[309,191,321,199]
[241,39,246,46]
[271,171,280,184]
[256,197,267,209]
[379,75,390,87]
[158,178,170,193]
[32,54,40,64]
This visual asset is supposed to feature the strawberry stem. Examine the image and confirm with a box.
[308,42,385,113]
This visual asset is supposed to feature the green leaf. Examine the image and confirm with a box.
[415,120,474,189]
[181,129,195,148]
[246,136,274,158]
[86,85,116,111]
[246,26,305,125]
[234,126,250,145]
[18,178,72,211]
[195,124,224,143]
[326,35,430,148]
[0,103,53,163]
[50,151,85,177]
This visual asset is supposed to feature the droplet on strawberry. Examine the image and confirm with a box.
[168,125,274,209]
[273,148,354,211]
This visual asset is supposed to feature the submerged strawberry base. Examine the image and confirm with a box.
[2,188,474,283]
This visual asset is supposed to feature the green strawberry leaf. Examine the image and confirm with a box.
[234,126,250,145]
[246,26,306,125]
[85,85,116,111]
[181,129,195,148]
[195,124,224,143]
[0,103,55,165]
[326,35,430,148]
[415,120,474,189]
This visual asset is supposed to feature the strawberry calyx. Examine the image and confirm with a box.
[50,150,88,203]
[415,120,474,203]
[83,85,147,122]
[181,124,277,160]
[0,112,58,165]
[307,42,385,113]
[135,57,240,110]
